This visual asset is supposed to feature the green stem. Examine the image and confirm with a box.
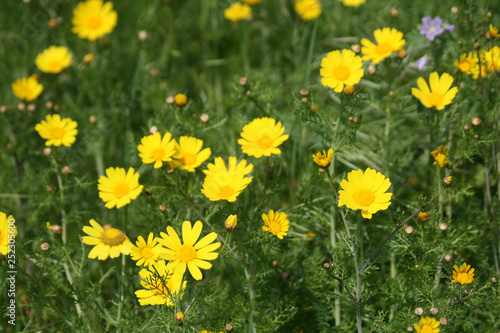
[303,20,318,88]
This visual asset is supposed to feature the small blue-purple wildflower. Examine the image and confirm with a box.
[420,16,445,41]
[415,56,428,71]
[444,24,455,32]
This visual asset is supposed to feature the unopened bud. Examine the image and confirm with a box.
[48,18,57,28]
[50,225,62,235]
[463,124,469,131]
[439,223,448,231]
[158,204,166,212]
[352,117,360,123]
[200,113,210,123]
[474,43,481,50]
[311,104,319,112]
[271,260,278,268]
[167,167,175,174]
[405,225,414,234]
[0,105,7,113]
[46,186,53,192]
[397,49,407,59]
[440,317,448,326]
[239,76,248,86]
[165,96,175,104]
[62,166,71,175]
[43,148,52,157]
[415,264,420,269]
[343,85,356,95]
[89,115,97,124]
[41,243,50,251]
[414,307,424,316]
[471,117,482,126]
[407,326,414,332]
[492,277,498,283]
[149,125,158,134]
[224,215,237,231]
[145,189,152,196]
[451,6,458,14]
[487,11,492,18]
[225,323,234,332]
[53,105,60,112]
[83,53,94,64]
[444,253,453,262]
[176,311,184,321]
[418,211,430,222]
[350,44,361,54]
[137,30,148,41]
[323,262,331,269]
[443,176,453,187]
[45,101,54,109]
[299,89,310,96]
[17,103,26,111]
[368,64,377,75]
[390,8,399,17]
[301,97,309,103]
[27,103,36,112]
[430,306,439,315]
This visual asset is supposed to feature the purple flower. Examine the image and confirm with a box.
[444,24,455,32]
[415,56,428,70]
[420,16,445,41]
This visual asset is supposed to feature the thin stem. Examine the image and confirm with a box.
[331,276,356,303]
[303,20,317,88]
[360,187,446,274]
[451,285,490,306]
[116,253,126,328]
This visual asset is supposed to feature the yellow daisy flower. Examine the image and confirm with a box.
[238,117,289,158]
[11,75,44,102]
[137,132,178,169]
[262,210,290,239]
[72,0,118,41]
[82,219,132,260]
[361,27,406,64]
[0,212,16,256]
[130,233,164,269]
[35,114,78,147]
[135,259,186,306]
[411,72,458,110]
[201,157,253,202]
[35,46,72,74]
[452,262,475,285]
[340,0,366,7]
[413,317,440,333]
[224,3,252,22]
[338,168,393,219]
[98,167,144,209]
[170,136,212,172]
[320,49,364,93]
[483,46,500,72]
[294,0,322,21]
[431,145,451,168]
[155,221,221,281]
[454,52,478,74]
[312,148,333,168]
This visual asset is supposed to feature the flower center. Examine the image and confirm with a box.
[151,148,166,161]
[428,92,444,107]
[268,221,281,234]
[101,228,126,246]
[50,127,65,139]
[334,66,350,81]
[177,244,196,262]
[113,183,130,199]
[420,325,433,333]
[49,60,62,71]
[180,153,197,166]
[86,16,102,30]
[354,190,375,207]
[257,134,273,150]
[375,43,391,56]
[456,272,470,284]
[140,246,153,259]
[219,186,235,199]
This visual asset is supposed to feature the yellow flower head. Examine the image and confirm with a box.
[174,93,188,107]
[482,46,500,72]
[454,52,478,74]
[320,49,364,93]
[11,75,44,101]
[201,156,253,202]
[0,212,17,256]
[452,262,475,285]
[155,221,221,281]
[135,259,186,306]
[72,0,118,41]
[338,168,392,219]
[490,24,499,38]
[224,3,252,22]
[35,46,72,74]
[294,0,322,21]
[312,148,333,168]
[340,0,366,7]
[411,72,458,110]
[130,233,164,269]
[224,214,238,231]
[413,317,440,333]
[238,117,289,158]
[137,132,178,169]
[361,28,406,64]
[262,210,290,239]
[170,136,212,172]
[35,114,78,147]
[82,219,132,260]
[431,145,451,168]
[244,0,260,4]
[98,167,144,209]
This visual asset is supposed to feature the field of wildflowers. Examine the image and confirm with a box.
[1,0,500,332]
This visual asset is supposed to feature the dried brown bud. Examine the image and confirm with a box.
[368,64,377,75]
[17,103,26,111]
[414,307,424,316]
[430,306,439,315]
[323,262,331,269]
[271,260,278,268]
[45,101,54,109]
[352,117,360,123]
[200,113,210,123]
[405,225,414,234]
[50,225,62,235]
[145,189,152,196]
[61,166,71,175]
[451,6,458,14]
[158,205,166,212]
[350,44,361,54]
[492,277,498,283]
[167,167,175,174]
[299,89,310,96]
[439,222,448,231]
[443,176,453,187]
[43,148,52,157]
[439,317,448,326]
[463,124,470,131]
[239,76,248,86]
[41,242,50,251]
[444,253,453,262]
[46,186,53,192]
[301,97,309,103]
[225,323,234,332]
[474,43,481,50]
[418,211,430,222]
[471,117,482,126]
[348,116,354,122]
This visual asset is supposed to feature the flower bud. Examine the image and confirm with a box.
[83,53,94,64]
[27,103,36,112]
[43,148,52,157]
[430,306,439,315]
[368,64,377,75]
[463,124,469,131]
[176,311,184,321]
[45,101,54,109]
[89,115,97,124]
[471,117,482,126]
[137,30,148,41]
[414,307,424,316]
[225,323,234,332]
[165,96,175,104]
[311,104,319,112]
[418,211,430,222]
[440,317,448,326]
[271,260,278,268]
[444,253,453,262]
[0,105,7,113]
[158,204,166,212]
[41,242,50,251]
[200,113,210,123]
[61,166,71,175]
[397,49,407,59]
[343,85,356,95]
[299,89,310,96]
[50,224,62,235]
[405,225,414,234]
[46,186,53,192]
[443,176,453,187]
[239,76,248,86]
[149,125,158,134]
[48,18,58,28]
[474,43,481,50]
[492,277,498,284]
[451,7,458,14]
[301,97,309,103]
[224,214,237,231]
[323,262,331,269]
[145,189,152,195]
[407,327,414,332]
[17,103,26,111]
[390,8,399,17]
[167,167,175,174]
[439,223,448,231]
[350,44,361,54]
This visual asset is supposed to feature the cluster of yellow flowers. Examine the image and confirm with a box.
[455,46,500,79]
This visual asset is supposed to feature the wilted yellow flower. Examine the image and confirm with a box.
[320,49,364,93]
[338,168,392,219]
[262,210,290,239]
[340,0,366,7]
[35,46,72,74]
[361,28,405,64]
[431,145,451,167]
[137,132,178,169]
[170,136,211,172]
[35,114,78,147]
[238,117,289,158]
[224,3,252,22]
[224,215,238,231]
[11,76,43,101]
[452,262,475,285]
[98,167,144,209]
[72,0,117,41]
[413,317,440,333]
[411,72,458,110]
[294,0,322,21]
[82,219,132,260]
[312,148,333,168]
